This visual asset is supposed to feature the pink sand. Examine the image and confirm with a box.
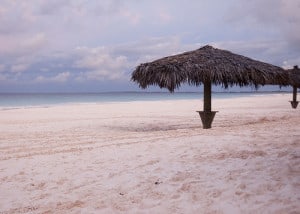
[0,94,299,213]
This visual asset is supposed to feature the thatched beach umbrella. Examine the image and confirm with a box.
[287,65,300,109]
[131,45,289,129]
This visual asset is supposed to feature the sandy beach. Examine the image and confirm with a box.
[0,93,299,214]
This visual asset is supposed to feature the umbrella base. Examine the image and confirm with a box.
[197,111,218,129]
[290,101,299,109]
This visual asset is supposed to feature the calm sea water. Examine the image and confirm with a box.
[0,92,288,108]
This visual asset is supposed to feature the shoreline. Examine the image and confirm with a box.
[0,92,293,110]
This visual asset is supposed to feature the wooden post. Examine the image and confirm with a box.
[289,65,299,109]
[290,85,299,109]
[197,80,217,129]
[293,86,297,102]
[203,80,211,111]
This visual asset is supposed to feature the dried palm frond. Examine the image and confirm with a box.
[132,45,289,92]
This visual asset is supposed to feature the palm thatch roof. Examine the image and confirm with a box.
[132,45,289,92]
[287,65,300,88]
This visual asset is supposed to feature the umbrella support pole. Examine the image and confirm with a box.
[290,86,299,109]
[197,111,218,129]
[197,81,217,129]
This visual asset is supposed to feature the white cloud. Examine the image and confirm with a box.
[158,10,172,24]
[212,40,284,56]
[227,0,300,49]
[0,0,299,92]
[73,37,194,82]
[280,1,300,50]
[38,0,71,15]
[10,64,29,73]
[0,74,7,81]
[0,64,5,72]
[282,56,300,69]
[117,36,200,67]
[74,46,129,81]
[52,72,71,82]
[40,68,49,72]
[0,5,8,18]
[84,69,124,81]
[22,33,47,51]
[121,9,141,25]
[35,72,70,83]
[0,32,47,58]
[211,39,300,68]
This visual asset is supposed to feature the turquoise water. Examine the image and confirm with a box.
[0,92,288,108]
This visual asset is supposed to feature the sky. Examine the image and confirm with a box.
[0,0,299,93]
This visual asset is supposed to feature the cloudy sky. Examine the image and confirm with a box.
[0,0,299,92]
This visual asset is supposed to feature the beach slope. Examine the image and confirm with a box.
[0,94,299,213]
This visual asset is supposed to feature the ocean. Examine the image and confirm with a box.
[0,92,289,108]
